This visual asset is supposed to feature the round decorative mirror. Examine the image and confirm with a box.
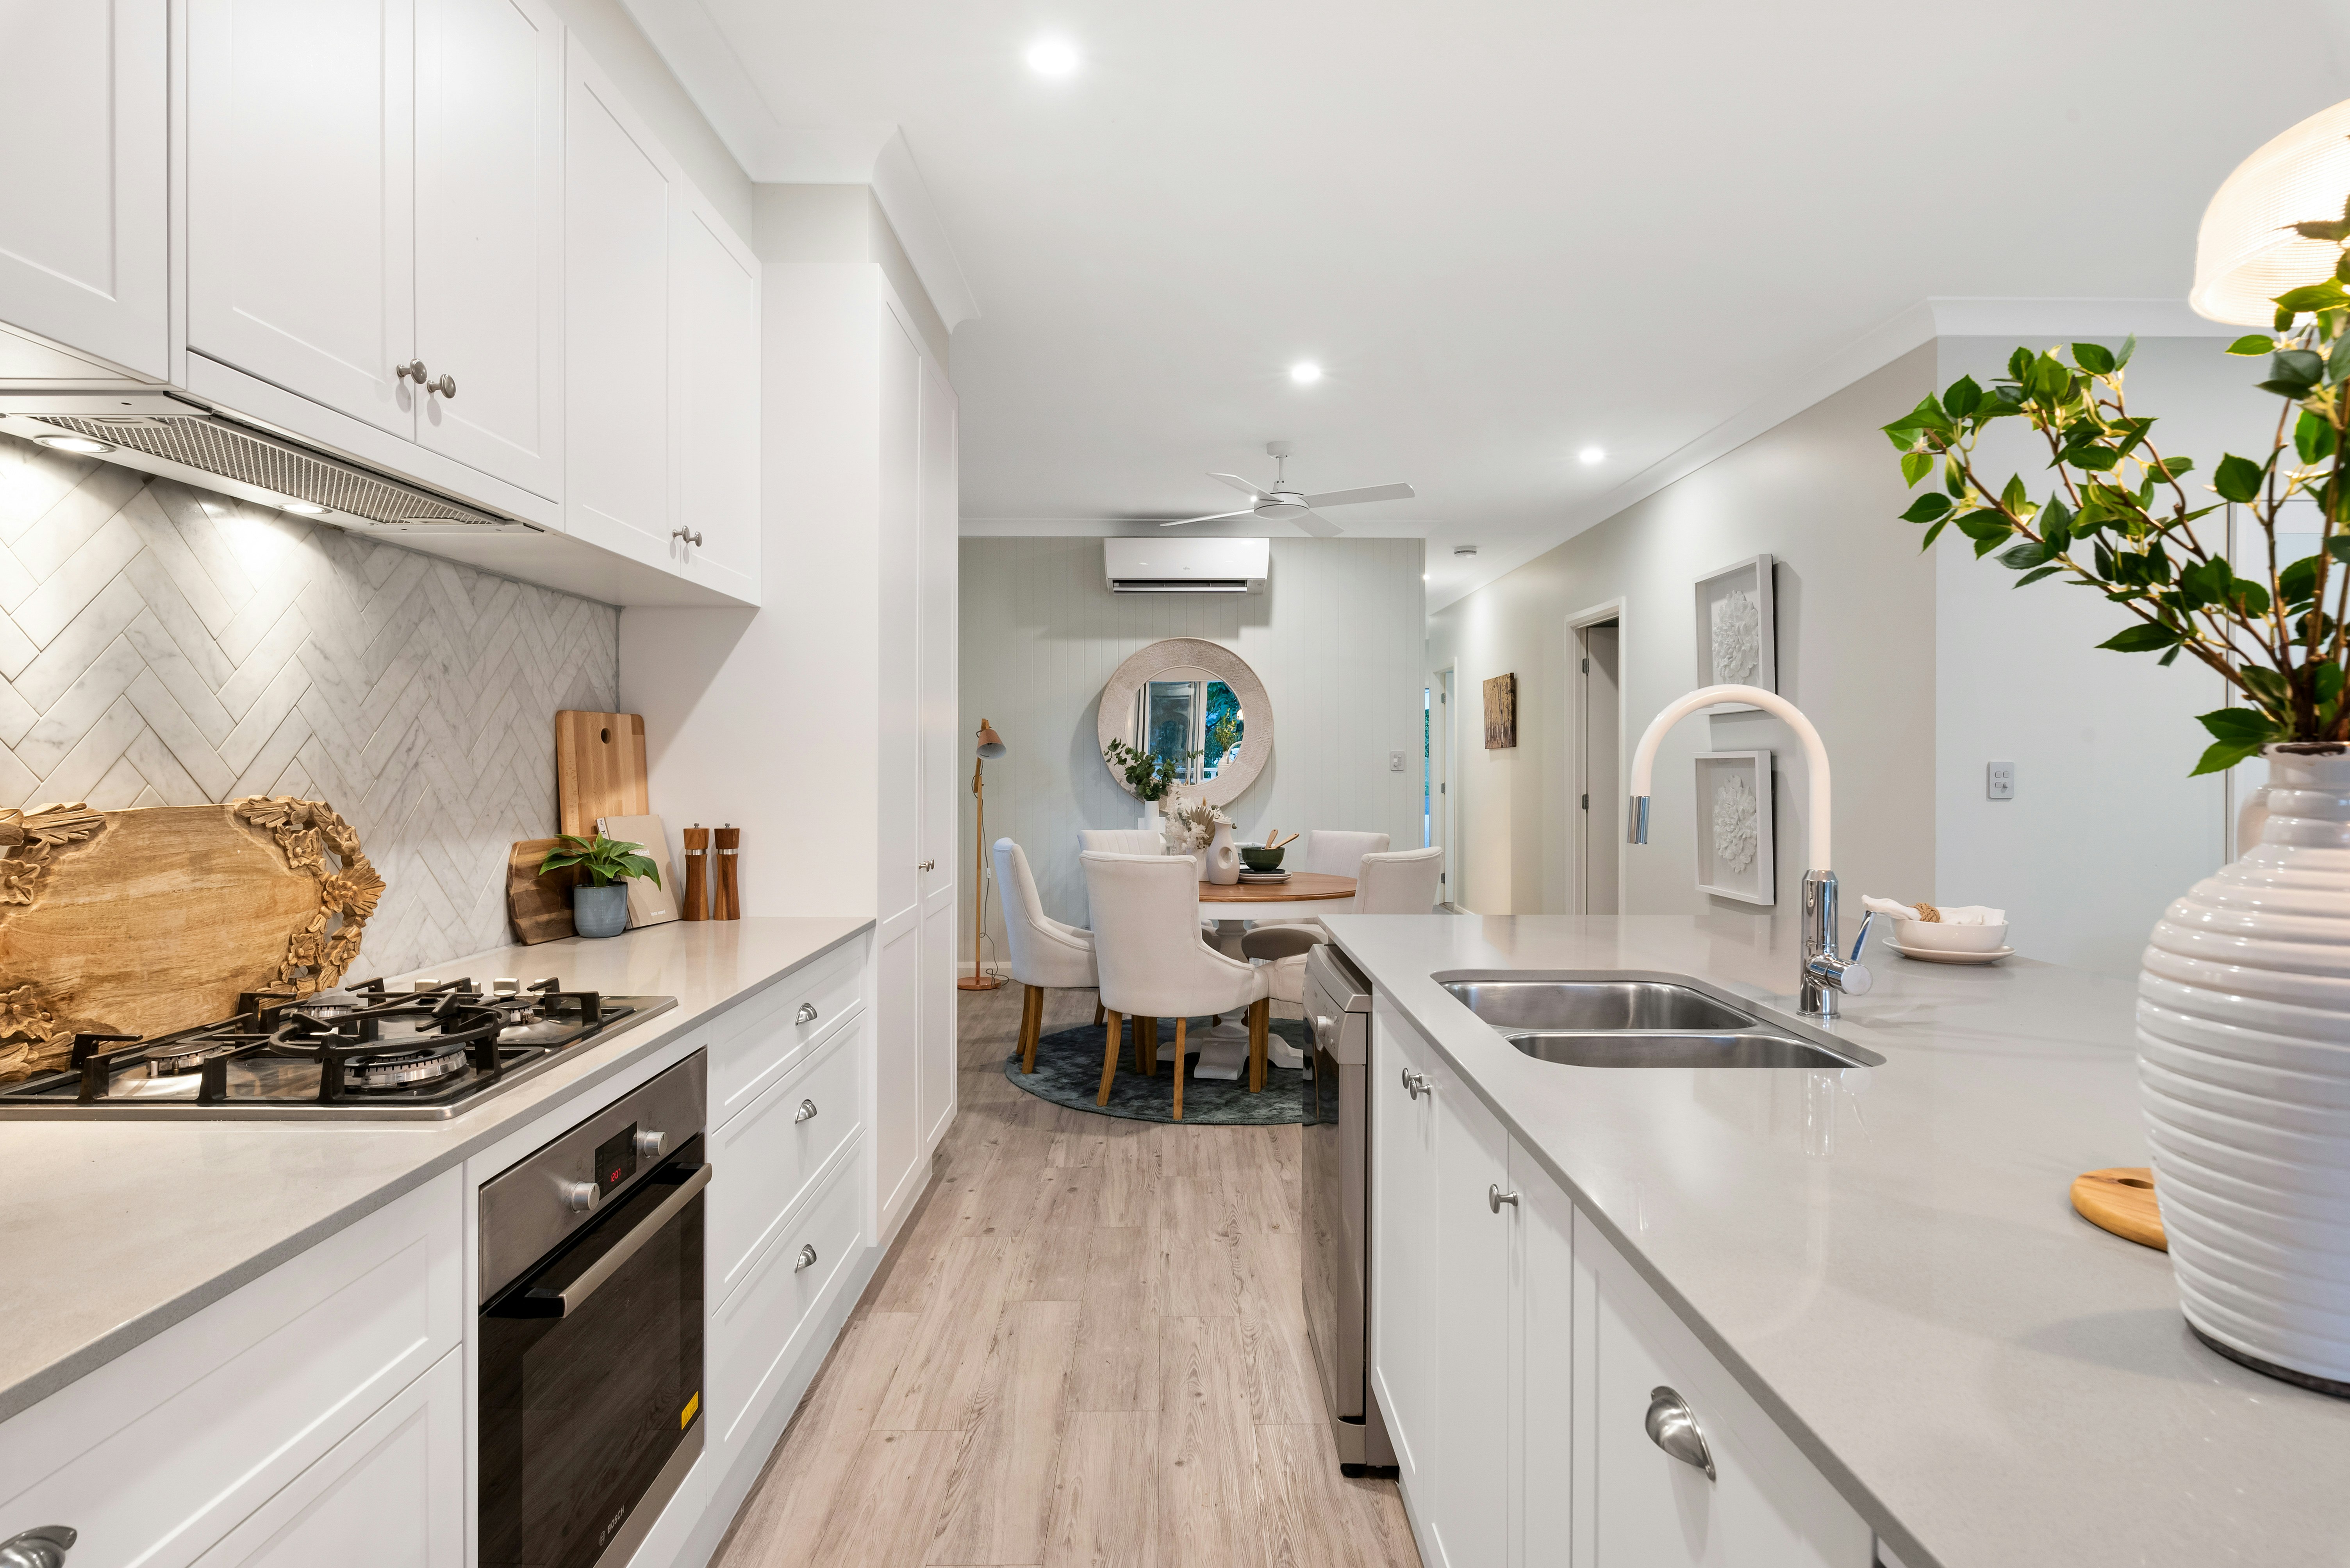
[1097,638,1272,807]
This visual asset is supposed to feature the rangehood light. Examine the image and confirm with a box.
[281,500,326,515]
[35,434,115,456]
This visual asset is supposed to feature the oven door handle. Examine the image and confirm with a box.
[533,1162,713,1317]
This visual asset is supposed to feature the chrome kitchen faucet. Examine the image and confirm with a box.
[1624,685,1873,1019]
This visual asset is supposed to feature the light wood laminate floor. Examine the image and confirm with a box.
[710,982,1422,1568]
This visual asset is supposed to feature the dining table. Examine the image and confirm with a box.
[1197,871,1354,951]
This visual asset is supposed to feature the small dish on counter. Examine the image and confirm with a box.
[1893,916,2009,953]
[1888,941,2015,965]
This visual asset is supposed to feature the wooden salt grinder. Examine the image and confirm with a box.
[714,825,741,920]
[682,823,710,921]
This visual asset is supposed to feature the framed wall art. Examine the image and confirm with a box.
[1693,749,1774,905]
[1483,673,1517,748]
[1693,554,1776,713]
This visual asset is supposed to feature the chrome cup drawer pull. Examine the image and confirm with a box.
[796,1002,819,1025]
[1644,1386,1717,1480]
[0,1527,79,1568]
[795,1098,818,1124]
[795,1243,818,1272]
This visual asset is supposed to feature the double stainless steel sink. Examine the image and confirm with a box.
[1436,973,1881,1069]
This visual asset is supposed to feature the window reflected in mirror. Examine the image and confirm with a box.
[1135,673,1244,785]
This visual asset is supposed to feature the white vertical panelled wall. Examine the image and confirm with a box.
[957,535,1426,954]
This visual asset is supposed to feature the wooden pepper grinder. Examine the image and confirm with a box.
[682,823,710,921]
[714,824,741,919]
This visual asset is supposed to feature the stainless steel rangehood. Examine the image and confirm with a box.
[0,391,535,534]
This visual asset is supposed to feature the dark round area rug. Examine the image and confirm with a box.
[1006,1016,1312,1124]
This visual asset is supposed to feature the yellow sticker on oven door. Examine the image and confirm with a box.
[681,1392,700,1429]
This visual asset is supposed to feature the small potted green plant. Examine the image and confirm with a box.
[1103,738,1191,830]
[539,832,661,939]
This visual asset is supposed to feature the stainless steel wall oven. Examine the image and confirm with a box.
[478,1053,710,1568]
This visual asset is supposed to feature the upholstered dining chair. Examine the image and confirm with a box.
[1081,851,1274,1116]
[1301,829,1391,880]
[1078,828,1166,854]
[993,838,1099,1074]
[1245,845,1449,1012]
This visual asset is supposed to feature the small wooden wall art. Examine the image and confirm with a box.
[1694,554,1777,711]
[1483,673,1518,749]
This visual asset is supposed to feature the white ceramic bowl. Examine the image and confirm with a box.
[1894,918,2009,953]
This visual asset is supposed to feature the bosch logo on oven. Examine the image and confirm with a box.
[593,1122,641,1196]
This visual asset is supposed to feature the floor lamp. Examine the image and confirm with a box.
[958,719,1008,991]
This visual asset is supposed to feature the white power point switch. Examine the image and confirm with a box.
[1987,761,2016,800]
[1389,751,1407,772]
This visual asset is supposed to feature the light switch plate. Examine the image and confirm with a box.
[1987,760,2015,800]
[1390,751,1406,772]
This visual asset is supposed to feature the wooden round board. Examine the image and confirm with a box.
[2072,1166,2166,1250]
[1197,873,1355,903]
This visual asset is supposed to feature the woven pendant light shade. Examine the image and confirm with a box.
[2192,98,2350,326]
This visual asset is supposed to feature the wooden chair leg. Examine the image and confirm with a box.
[1021,985,1044,1074]
[1097,1010,1123,1105]
[1172,1017,1186,1121]
[1248,999,1269,1092]
[1137,1016,1157,1076]
[1094,997,1106,1026]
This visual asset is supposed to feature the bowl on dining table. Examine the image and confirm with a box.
[1893,918,2009,953]
[1241,845,1286,872]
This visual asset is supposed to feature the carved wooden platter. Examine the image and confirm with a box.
[0,798,382,1082]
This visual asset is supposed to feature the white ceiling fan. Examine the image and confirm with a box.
[1160,440,1414,538]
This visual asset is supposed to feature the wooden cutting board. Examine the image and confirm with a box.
[509,838,580,945]
[2072,1166,2166,1250]
[557,711,649,838]
[0,798,382,1081]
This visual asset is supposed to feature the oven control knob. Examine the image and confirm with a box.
[634,1130,667,1159]
[558,1179,599,1213]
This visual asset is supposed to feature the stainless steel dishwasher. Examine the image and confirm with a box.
[1302,943,1395,1475]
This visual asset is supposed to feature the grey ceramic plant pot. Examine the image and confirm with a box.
[573,882,629,938]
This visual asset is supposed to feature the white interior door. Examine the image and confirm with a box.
[414,0,563,497]
[915,337,960,1153]
[669,198,760,599]
[563,43,670,557]
[187,0,416,434]
[1581,622,1621,915]
[873,306,925,1229]
[0,0,169,380]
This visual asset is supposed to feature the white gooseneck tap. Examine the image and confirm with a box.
[1625,684,1873,1018]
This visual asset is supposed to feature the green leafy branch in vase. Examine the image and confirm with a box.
[539,832,661,887]
[1104,737,1192,802]
[1884,198,2350,775]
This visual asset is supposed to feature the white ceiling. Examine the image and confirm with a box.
[622,0,2350,608]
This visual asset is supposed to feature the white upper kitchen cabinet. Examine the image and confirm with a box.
[413,0,565,499]
[0,0,170,382]
[668,195,760,598]
[187,0,418,436]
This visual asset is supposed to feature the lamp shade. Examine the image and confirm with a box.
[974,720,1006,759]
[2192,98,2350,326]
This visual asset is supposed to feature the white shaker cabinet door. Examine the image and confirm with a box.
[1429,1051,1511,1568]
[0,0,169,380]
[1513,1139,1576,1568]
[190,1349,462,1568]
[1574,1210,1872,1568]
[1369,994,1439,1507]
[914,339,958,1151]
[414,0,564,499]
[187,0,417,435]
[667,195,759,597]
[563,42,671,557]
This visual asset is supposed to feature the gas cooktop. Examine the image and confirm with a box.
[0,976,675,1121]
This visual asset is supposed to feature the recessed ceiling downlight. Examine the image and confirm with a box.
[1289,362,1323,385]
[35,434,115,456]
[1025,37,1080,76]
[1578,445,1606,465]
[282,500,327,515]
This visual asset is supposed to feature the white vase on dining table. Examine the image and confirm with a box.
[1206,821,1240,884]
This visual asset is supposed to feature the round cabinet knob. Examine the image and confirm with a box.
[1488,1184,1520,1213]
[794,1243,819,1272]
[1643,1386,1717,1481]
[670,526,704,546]
[558,1179,599,1213]
[796,1002,820,1026]
[395,359,426,384]
[634,1130,667,1159]
[918,859,937,871]
[0,1527,79,1568]
[1399,1068,1430,1100]
[428,372,456,399]
[794,1098,818,1124]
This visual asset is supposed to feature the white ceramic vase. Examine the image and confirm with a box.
[2138,744,2350,1396]
[1206,822,1241,885]
[1140,798,1163,839]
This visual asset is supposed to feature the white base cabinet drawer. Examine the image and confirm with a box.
[708,1017,865,1302]
[707,1136,865,1456]
[189,1348,462,1568]
[709,941,864,1126]
[0,1168,462,1568]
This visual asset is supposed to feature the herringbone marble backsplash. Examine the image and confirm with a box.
[0,430,618,982]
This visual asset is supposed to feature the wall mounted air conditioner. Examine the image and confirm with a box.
[1104,536,1268,594]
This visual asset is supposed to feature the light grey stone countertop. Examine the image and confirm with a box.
[0,915,871,1425]
[1319,911,2350,1568]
